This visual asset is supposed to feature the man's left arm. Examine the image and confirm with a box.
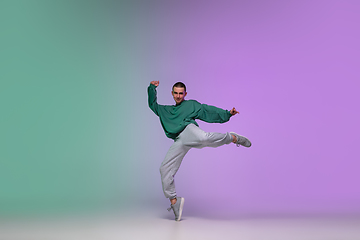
[198,103,238,123]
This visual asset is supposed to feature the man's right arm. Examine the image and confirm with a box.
[148,81,160,116]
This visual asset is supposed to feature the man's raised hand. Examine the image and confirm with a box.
[230,107,239,116]
[150,81,159,87]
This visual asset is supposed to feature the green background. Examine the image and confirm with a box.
[1,0,161,215]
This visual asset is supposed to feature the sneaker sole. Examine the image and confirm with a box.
[176,198,185,221]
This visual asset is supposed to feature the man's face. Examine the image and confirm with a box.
[172,87,187,105]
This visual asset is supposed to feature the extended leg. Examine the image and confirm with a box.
[180,124,233,148]
[204,131,251,148]
[203,131,233,148]
[180,124,251,148]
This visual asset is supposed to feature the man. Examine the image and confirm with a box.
[148,81,251,221]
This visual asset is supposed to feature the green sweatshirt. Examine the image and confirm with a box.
[148,84,232,139]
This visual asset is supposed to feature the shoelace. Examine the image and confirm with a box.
[236,136,246,147]
[235,136,242,147]
[167,206,173,211]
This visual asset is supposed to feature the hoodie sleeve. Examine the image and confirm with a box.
[147,84,159,116]
[196,103,232,123]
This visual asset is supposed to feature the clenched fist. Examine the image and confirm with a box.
[150,81,159,87]
[230,107,239,116]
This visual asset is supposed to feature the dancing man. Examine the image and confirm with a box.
[148,81,251,221]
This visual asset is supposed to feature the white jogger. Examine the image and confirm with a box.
[159,124,233,199]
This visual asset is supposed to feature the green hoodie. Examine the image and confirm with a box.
[148,84,232,139]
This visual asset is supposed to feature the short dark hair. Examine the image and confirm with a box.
[172,82,186,92]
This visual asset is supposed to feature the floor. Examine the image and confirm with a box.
[1,209,360,240]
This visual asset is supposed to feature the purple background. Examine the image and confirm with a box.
[137,0,360,216]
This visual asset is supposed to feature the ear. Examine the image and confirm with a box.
[184,92,187,97]
[171,90,174,96]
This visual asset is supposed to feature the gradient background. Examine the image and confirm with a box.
[1,0,360,217]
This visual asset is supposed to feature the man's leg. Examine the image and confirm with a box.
[179,124,233,149]
[160,138,190,221]
[203,131,234,148]
[159,140,190,201]
[205,131,251,147]
[179,124,251,148]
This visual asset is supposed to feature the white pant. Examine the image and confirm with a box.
[159,124,233,199]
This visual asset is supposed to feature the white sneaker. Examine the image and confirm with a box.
[167,197,185,221]
[230,132,252,147]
